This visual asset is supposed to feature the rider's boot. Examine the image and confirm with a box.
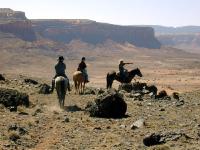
[67,82,71,91]
[50,79,55,93]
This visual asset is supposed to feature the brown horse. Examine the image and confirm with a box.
[73,71,86,94]
[106,68,143,88]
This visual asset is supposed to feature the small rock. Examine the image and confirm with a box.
[156,90,168,99]
[0,74,5,81]
[143,133,162,146]
[93,127,101,130]
[18,112,29,115]
[130,118,145,130]
[24,78,38,85]
[9,132,20,142]
[160,108,165,111]
[33,108,43,116]
[63,117,69,123]
[39,84,51,94]
[176,100,185,107]
[133,93,142,97]
[119,125,126,129]
[172,92,179,100]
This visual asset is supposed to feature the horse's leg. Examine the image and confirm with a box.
[74,81,77,94]
[80,82,83,94]
[83,82,85,94]
[77,82,80,94]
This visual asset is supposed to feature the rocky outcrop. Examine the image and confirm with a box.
[0,88,29,111]
[85,89,127,118]
[0,8,26,20]
[0,8,36,41]
[32,20,161,49]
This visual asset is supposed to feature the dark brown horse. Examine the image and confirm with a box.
[106,68,143,88]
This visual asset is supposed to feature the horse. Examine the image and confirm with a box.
[106,68,143,88]
[73,71,86,94]
[55,76,69,108]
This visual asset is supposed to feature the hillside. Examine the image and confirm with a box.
[31,19,161,49]
[146,25,200,53]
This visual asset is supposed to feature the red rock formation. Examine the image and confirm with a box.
[32,20,161,49]
[0,9,36,41]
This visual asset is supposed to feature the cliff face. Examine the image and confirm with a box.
[0,8,27,20]
[0,9,161,49]
[32,20,161,49]
[0,8,36,41]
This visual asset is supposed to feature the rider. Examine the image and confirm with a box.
[50,56,71,93]
[119,59,133,81]
[77,57,89,83]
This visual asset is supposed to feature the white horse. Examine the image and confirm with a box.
[55,76,69,108]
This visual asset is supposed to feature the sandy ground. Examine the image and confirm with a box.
[0,75,200,150]
[1,45,200,149]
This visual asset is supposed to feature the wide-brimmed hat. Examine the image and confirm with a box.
[57,56,64,61]
[82,57,86,61]
[119,59,124,63]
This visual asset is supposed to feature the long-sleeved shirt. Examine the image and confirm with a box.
[55,62,66,75]
[77,61,87,71]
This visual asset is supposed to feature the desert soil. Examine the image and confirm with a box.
[1,45,200,149]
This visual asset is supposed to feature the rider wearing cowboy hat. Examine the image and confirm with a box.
[119,59,133,81]
[77,57,89,83]
[50,56,71,93]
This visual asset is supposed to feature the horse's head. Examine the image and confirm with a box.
[136,68,143,77]
[130,68,142,77]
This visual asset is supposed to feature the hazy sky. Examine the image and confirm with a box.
[1,0,199,26]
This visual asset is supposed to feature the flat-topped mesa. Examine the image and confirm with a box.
[0,8,27,20]
[32,20,161,49]
[0,8,36,41]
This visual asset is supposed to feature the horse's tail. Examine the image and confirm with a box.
[106,73,110,89]
[60,80,66,96]
[56,78,67,99]
[106,71,115,89]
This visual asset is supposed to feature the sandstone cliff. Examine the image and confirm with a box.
[32,20,161,49]
[0,8,36,41]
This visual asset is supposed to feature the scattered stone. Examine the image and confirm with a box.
[65,105,82,112]
[38,83,51,94]
[143,133,162,146]
[96,88,106,95]
[9,131,20,142]
[33,108,43,116]
[93,127,101,130]
[130,118,145,130]
[84,87,96,95]
[176,100,185,107]
[160,108,165,111]
[118,82,147,93]
[24,78,38,85]
[63,117,69,123]
[0,88,29,111]
[18,112,29,115]
[143,131,193,146]
[156,90,169,99]
[144,85,158,96]
[0,74,5,81]
[8,124,27,136]
[172,92,179,100]
[119,125,126,129]
[85,89,127,118]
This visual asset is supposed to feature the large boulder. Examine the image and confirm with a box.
[0,74,5,81]
[38,83,51,94]
[0,88,29,111]
[118,82,147,93]
[86,89,127,118]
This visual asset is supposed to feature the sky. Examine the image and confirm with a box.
[1,0,199,27]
